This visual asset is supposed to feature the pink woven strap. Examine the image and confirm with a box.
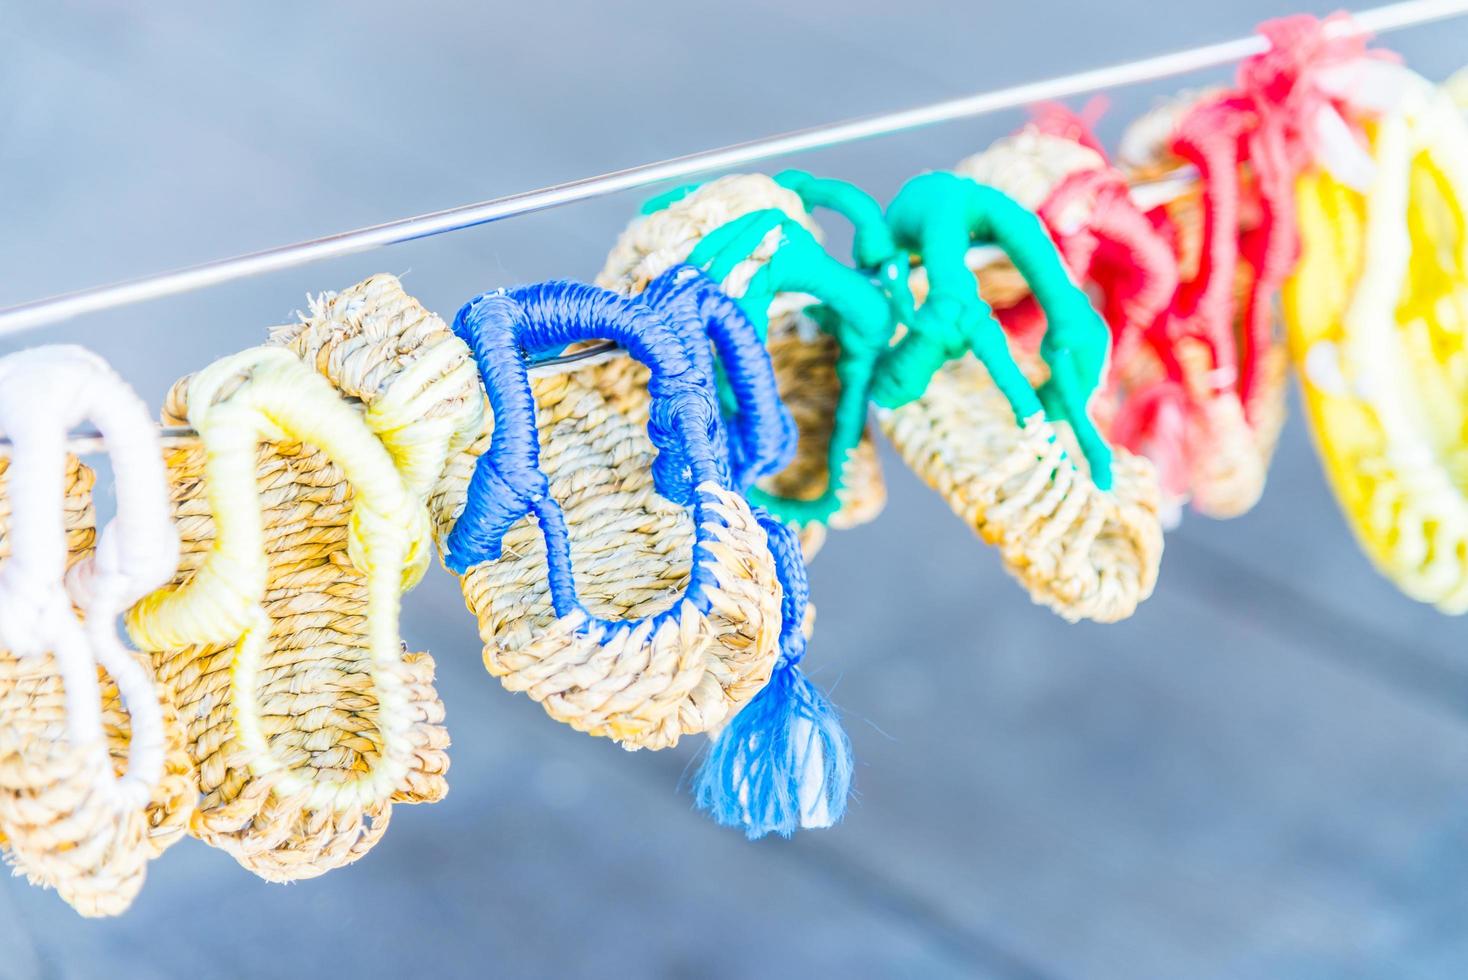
[1171,14,1389,414]
[1047,168,1179,359]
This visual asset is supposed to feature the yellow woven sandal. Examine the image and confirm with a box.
[1285,64,1468,610]
[598,173,886,557]
[0,347,193,917]
[126,345,448,881]
[877,172,1163,623]
[432,278,785,752]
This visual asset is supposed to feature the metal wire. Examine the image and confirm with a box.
[0,0,1462,339]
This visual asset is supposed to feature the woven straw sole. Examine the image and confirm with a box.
[434,359,784,751]
[0,457,193,916]
[879,356,1162,623]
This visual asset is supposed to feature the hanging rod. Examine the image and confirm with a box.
[0,0,1462,339]
[0,343,629,455]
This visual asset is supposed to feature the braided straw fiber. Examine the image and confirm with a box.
[880,351,1161,623]
[1114,99,1288,518]
[597,173,886,556]
[432,358,784,751]
[959,130,1108,212]
[126,353,450,882]
[0,458,193,916]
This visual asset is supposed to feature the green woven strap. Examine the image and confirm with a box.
[878,171,1114,488]
[773,170,896,268]
[774,170,921,329]
[689,210,895,524]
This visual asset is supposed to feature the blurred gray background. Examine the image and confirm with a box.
[4,1,1468,977]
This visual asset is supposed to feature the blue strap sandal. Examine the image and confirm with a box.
[436,274,850,835]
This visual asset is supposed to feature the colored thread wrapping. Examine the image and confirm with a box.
[440,275,850,833]
[640,265,798,491]
[0,347,193,917]
[645,263,850,835]
[880,171,1114,479]
[1116,91,1287,518]
[126,345,449,882]
[267,274,487,545]
[687,195,897,522]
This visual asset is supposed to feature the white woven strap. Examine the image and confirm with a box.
[0,345,178,810]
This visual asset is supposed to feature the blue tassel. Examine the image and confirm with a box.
[694,658,853,839]
[694,512,851,838]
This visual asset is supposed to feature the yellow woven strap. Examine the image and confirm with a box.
[1286,68,1468,610]
[128,346,431,807]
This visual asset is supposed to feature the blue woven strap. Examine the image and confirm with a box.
[623,273,808,660]
[757,512,811,666]
[643,265,797,490]
[444,280,730,632]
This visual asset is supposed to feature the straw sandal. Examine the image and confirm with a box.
[956,123,1185,520]
[878,171,1163,623]
[1286,64,1468,610]
[126,345,448,881]
[436,277,781,747]
[436,275,852,835]
[598,173,889,556]
[0,347,193,917]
